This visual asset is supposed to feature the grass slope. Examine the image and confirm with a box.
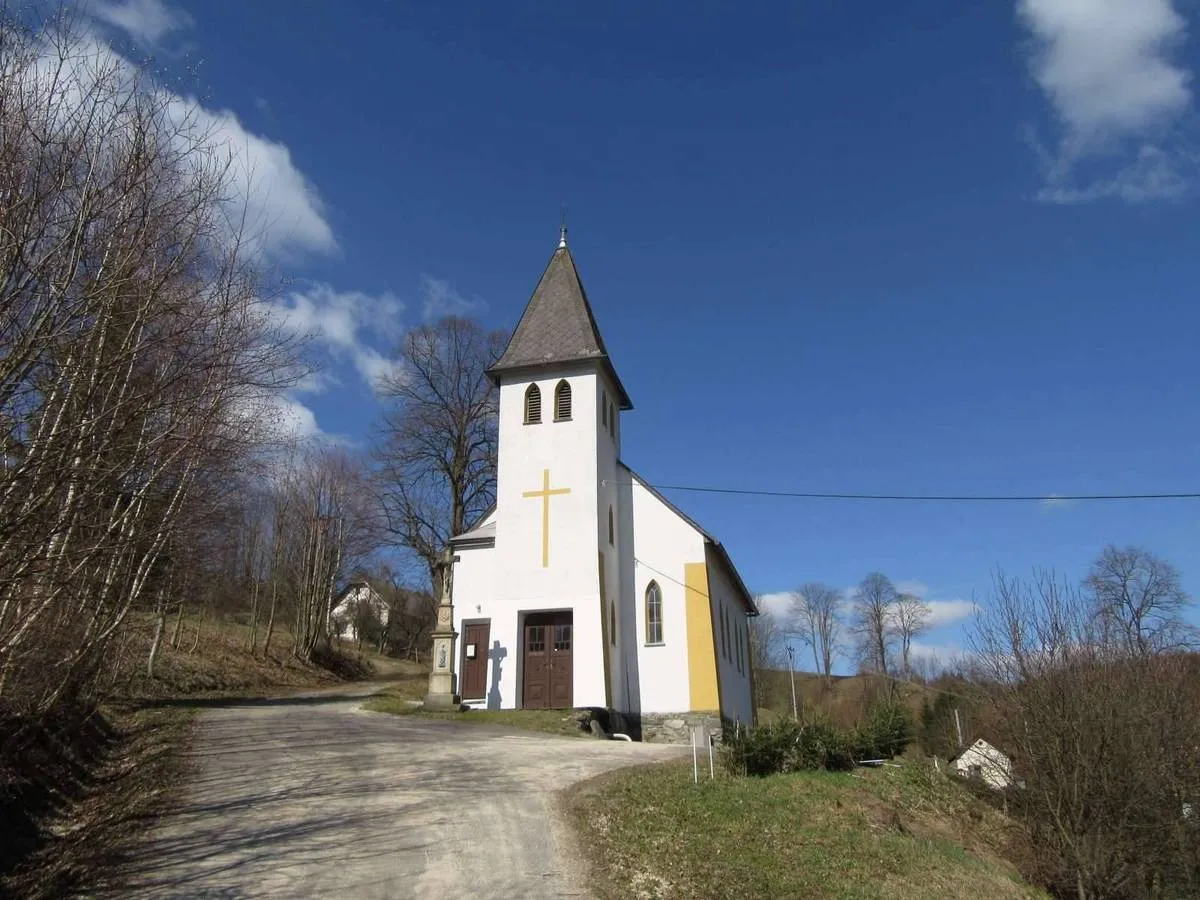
[364,686,588,738]
[567,760,1046,900]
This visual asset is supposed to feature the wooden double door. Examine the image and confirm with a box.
[522,611,573,709]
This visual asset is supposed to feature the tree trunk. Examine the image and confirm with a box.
[189,601,206,654]
[170,599,185,649]
[147,589,168,679]
[246,577,260,654]
[263,579,278,657]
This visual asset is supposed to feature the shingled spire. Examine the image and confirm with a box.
[488,236,632,409]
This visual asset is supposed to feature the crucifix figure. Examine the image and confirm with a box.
[522,468,570,568]
[424,544,461,709]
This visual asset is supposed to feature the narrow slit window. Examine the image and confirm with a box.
[609,600,617,646]
[645,581,663,645]
[554,380,572,421]
[524,384,541,424]
[602,393,608,428]
[608,506,614,545]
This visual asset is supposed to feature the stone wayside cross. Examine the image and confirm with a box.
[424,545,461,710]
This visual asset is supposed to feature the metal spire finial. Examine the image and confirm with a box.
[558,206,568,249]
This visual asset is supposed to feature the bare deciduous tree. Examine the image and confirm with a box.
[0,17,298,715]
[1084,545,1196,657]
[850,573,897,674]
[892,592,931,678]
[749,607,788,711]
[790,582,842,683]
[277,449,378,662]
[375,317,507,592]
[973,568,1200,899]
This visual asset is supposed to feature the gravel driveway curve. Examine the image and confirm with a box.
[103,685,683,899]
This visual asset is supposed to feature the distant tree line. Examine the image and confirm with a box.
[750,570,935,696]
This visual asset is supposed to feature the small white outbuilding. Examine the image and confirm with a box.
[951,738,1015,790]
[330,581,388,643]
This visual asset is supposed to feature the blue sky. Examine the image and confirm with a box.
[81,0,1200,668]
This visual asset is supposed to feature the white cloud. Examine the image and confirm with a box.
[269,284,404,389]
[230,389,328,445]
[894,579,929,598]
[925,599,977,628]
[1039,494,1078,511]
[272,396,323,441]
[88,0,191,47]
[165,98,336,261]
[909,640,967,663]
[754,592,793,618]
[1018,0,1195,201]
[67,6,336,260]
[421,275,485,320]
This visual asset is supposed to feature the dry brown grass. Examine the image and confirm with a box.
[112,615,368,701]
[756,669,935,728]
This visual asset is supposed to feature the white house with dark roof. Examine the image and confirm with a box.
[446,231,756,736]
[952,739,1015,790]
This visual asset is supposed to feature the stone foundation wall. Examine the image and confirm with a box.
[607,710,724,745]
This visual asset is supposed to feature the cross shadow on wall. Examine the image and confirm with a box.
[487,640,507,710]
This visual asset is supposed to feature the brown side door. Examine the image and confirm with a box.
[523,611,573,708]
[460,622,490,701]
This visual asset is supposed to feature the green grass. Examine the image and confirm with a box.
[363,692,587,738]
[566,759,1047,900]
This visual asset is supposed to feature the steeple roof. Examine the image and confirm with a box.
[489,240,632,409]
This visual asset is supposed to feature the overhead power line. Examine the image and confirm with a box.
[635,483,1200,504]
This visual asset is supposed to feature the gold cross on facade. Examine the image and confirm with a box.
[522,468,571,568]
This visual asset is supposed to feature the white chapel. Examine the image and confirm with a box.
[447,231,757,735]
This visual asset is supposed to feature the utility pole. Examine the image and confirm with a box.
[953,708,964,748]
[786,644,799,721]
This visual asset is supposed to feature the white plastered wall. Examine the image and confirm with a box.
[623,467,706,714]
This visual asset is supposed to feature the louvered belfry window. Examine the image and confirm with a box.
[554,380,572,421]
[524,384,541,424]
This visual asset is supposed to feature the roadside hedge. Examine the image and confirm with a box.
[724,700,914,777]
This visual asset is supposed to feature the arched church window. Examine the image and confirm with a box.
[554,379,572,421]
[524,384,541,424]
[646,581,663,645]
[608,506,614,545]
